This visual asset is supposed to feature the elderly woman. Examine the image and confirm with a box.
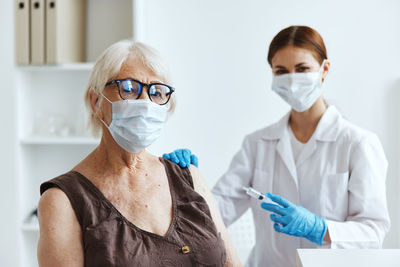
[37,41,241,267]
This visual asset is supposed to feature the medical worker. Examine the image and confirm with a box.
[163,25,390,267]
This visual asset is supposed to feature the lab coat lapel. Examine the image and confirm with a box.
[276,131,298,185]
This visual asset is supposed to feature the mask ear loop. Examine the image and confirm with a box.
[318,59,329,108]
[320,59,327,84]
[98,93,113,128]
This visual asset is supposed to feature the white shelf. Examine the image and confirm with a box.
[17,63,94,72]
[20,136,100,145]
[21,223,39,233]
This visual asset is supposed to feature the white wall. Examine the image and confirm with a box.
[143,0,400,251]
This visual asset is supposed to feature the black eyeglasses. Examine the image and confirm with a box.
[105,78,175,105]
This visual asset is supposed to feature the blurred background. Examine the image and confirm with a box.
[1,0,400,266]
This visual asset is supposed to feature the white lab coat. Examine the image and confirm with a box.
[212,106,390,267]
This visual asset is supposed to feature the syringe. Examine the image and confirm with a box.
[242,186,274,204]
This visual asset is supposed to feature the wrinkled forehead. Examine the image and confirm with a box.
[111,57,164,84]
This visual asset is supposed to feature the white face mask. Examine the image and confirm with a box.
[100,94,168,153]
[271,60,326,112]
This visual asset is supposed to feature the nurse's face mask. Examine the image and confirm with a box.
[98,78,175,154]
[271,60,327,112]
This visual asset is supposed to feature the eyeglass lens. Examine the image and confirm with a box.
[119,80,172,105]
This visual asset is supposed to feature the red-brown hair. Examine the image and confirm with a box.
[267,26,328,66]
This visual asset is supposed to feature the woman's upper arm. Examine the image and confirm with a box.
[37,188,84,267]
[189,165,243,267]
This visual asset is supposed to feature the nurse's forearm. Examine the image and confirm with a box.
[323,228,331,243]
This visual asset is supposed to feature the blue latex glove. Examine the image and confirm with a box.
[261,192,327,245]
[162,149,198,168]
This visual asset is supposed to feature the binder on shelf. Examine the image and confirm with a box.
[46,0,86,64]
[15,0,30,65]
[30,0,45,64]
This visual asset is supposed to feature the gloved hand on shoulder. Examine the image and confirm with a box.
[162,148,198,168]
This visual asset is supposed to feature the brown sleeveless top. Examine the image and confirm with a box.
[40,158,226,267]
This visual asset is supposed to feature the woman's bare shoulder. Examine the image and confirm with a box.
[39,187,69,209]
[38,187,77,227]
[38,188,84,266]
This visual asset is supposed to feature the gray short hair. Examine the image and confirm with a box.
[84,40,176,137]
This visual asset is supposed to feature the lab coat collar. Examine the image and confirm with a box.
[312,105,342,142]
[261,105,342,142]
